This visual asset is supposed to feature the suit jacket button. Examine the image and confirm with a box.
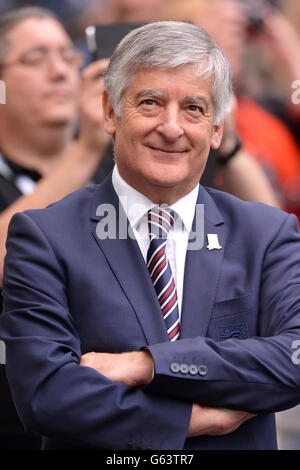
[170,362,180,373]
[198,365,208,376]
[189,364,198,375]
[179,363,189,374]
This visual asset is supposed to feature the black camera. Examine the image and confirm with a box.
[241,0,269,32]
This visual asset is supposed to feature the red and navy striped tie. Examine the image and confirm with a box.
[147,206,180,342]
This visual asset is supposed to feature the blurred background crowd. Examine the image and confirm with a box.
[0,0,299,450]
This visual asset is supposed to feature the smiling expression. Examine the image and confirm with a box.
[103,64,224,204]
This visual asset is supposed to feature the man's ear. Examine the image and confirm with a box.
[102,90,117,135]
[210,120,224,150]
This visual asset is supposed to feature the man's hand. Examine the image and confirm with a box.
[217,93,238,158]
[81,351,256,438]
[253,7,300,85]
[77,59,111,154]
[188,403,256,437]
[80,351,153,387]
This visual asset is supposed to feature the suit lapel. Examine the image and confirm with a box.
[90,176,168,345]
[89,177,226,343]
[180,186,226,338]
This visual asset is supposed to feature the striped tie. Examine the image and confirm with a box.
[147,206,180,341]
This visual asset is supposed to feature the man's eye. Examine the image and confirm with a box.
[141,99,156,106]
[188,105,203,113]
[21,51,45,65]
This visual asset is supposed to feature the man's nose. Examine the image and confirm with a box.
[156,107,184,141]
[46,53,70,79]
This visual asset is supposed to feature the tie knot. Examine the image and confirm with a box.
[148,206,175,239]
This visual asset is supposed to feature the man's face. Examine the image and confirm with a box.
[103,65,223,203]
[0,17,81,128]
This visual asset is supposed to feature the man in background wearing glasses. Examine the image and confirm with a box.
[0,6,111,449]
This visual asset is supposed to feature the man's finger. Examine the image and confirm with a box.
[82,58,110,81]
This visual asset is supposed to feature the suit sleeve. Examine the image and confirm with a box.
[145,213,300,414]
[0,212,191,450]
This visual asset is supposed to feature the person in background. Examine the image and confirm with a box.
[0,6,110,449]
[157,0,300,222]
[241,0,300,215]
[1,21,300,450]
[0,7,111,288]
[243,0,300,148]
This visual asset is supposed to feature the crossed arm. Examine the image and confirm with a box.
[2,206,300,447]
[80,350,255,437]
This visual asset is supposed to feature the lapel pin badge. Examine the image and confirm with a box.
[206,233,222,251]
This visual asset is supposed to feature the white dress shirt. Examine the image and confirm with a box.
[112,165,199,318]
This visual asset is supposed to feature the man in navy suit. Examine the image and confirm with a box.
[0,21,300,450]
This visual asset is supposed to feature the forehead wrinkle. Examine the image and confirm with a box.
[135,89,210,109]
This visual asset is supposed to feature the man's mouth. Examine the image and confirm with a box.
[45,88,73,100]
[146,145,188,155]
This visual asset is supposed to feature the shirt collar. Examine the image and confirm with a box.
[171,184,199,233]
[0,153,42,182]
[112,164,199,232]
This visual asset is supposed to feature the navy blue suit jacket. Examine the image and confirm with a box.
[1,176,300,450]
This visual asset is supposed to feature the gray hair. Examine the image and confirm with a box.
[104,21,232,124]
